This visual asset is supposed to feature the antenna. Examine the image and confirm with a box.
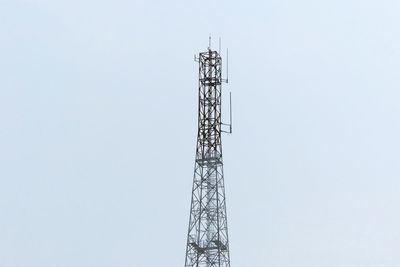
[226,48,229,83]
[208,34,211,50]
[222,92,233,134]
[222,48,229,83]
[229,91,232,133]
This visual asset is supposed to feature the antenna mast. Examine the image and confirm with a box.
[184,41,232,267]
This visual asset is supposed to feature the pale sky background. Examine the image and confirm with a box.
[1,0,400,266]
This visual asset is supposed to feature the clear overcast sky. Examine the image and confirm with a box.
[1,0,400,266]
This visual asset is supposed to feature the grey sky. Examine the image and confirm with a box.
[1,0,400,266]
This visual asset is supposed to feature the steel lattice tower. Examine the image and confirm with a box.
[185,45,231,267]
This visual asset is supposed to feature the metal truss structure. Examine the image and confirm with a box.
[185,46,231,267]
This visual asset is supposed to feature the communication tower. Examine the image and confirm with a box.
[184,40,232,267]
